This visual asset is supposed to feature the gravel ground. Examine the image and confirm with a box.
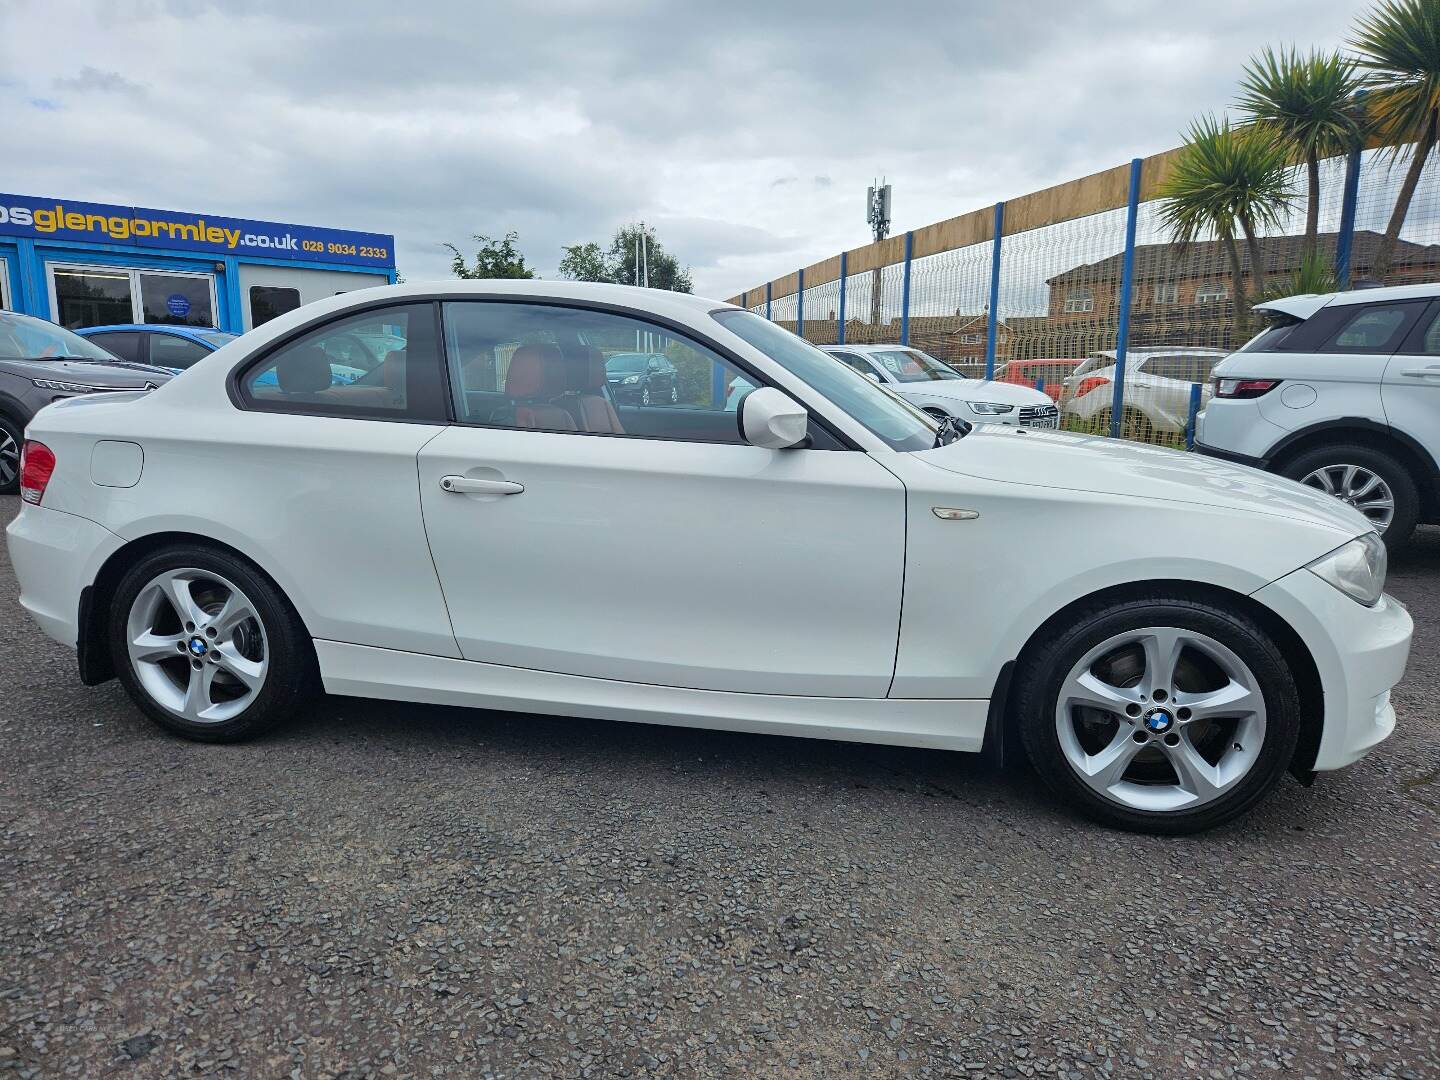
[1,493,1436,1079]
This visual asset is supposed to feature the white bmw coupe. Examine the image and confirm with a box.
[6,281,1411,833]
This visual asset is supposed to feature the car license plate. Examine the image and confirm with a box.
[1025,417,1060,429]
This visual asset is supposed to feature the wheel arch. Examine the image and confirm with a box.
[1266,419,1440,520]
[993,578,1324,779]
[78,530,319,687]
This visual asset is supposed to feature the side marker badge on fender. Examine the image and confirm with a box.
[932,507,980,521]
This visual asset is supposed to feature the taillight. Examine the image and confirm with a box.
[19,441,56,505]
[1074,376,1109,397]
[1214,377,1280,399]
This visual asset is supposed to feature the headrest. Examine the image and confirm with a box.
[559,344,607,392]
[277,345,333,395]
[505,344,565,398]
[382,348,406,392]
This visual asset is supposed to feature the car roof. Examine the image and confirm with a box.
[1257,282,1440,320]
[75,323,229,340]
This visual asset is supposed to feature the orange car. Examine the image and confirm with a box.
[996,358,1082,401]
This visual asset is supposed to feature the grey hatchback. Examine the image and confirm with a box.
[0,311,174,493]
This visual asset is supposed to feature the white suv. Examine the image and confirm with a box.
[1197,283,1440,549]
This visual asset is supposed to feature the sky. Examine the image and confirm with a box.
[0,0,1369,300]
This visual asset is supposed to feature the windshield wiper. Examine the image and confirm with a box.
[18,355,103,362]
[932,415,971,447]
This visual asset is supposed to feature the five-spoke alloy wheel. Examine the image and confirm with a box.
[110,545,310,741]
[1017,595,1300,834]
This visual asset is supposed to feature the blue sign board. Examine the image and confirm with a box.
[0,192,395,270]
[165,293,191,317]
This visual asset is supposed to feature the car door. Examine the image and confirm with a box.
[148,332,212,371]
[417,298,908,697]
[1382,299,1440,478]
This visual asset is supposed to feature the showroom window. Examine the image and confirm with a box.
[240,303,447,421]
[250,286,301,327]
[442,301,757,444]
[48,263,216,329]
[0,260,10,310]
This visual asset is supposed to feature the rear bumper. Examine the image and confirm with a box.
[1253,567,1412,772]
[5,504,123,649]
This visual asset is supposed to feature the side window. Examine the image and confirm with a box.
[1414,307,1440,354]
[149,334,210,370]
[1323,304,1411,353]
[87,331,142,363]
[240,303,447,421]
[441,301,758,444]
[250,286,301,328]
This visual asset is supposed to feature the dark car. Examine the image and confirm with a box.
[74,323,239,372]
[0,312,173,493]
[604,352,678,406]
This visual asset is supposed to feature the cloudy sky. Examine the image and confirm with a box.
[1,0,1366,299]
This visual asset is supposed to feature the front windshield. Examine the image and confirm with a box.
[0,311,120,362]
[711,310,938,452]
[606,353,648,372]
[871,348,963,382]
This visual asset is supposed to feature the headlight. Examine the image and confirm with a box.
[622,375,640,384]
[31,378,109,393]
[967,401,1015,415]
[1307,533,1387,607]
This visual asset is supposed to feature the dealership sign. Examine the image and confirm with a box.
[0,192,394,269]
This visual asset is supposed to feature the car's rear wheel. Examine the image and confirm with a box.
[1279,443,1418,551]
[0,414,22,495]
[1016,594,1300,834]
[109,545,311,742]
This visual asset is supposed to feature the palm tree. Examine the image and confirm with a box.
[1237,47,1366,259]
[1156,116,1296,338]
[1351,0,1440,280]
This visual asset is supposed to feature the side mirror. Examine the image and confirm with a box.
[738,386,809,449]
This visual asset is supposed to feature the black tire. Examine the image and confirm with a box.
[1278,443,1419,552]
[1015,593,1301,834]
[0,412,23,496]
[109,544,312,742]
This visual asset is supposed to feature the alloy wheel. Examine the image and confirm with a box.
[641,386,652,406]
[125,568,269,723]
[1055,627,1266,813]
[0,427,17,487]
[1300,463,1395,532]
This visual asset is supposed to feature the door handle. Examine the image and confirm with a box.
[1400,366,1440,378]
[439,475,524,495]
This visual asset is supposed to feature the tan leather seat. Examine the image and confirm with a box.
[559,344,625,434]
[492,344,575,430]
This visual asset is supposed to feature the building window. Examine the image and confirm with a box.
[47,263,216,330]
[1153,282,1178,305]
[1195,283,1228,304]
[1063,287,1094,314]
[958,333,983,344]
[250,286,301,327]
[0,260,10,310]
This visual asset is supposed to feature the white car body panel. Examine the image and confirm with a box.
[3,279,1413,778]
[416,423,906,696]
[1064,350,1224,434]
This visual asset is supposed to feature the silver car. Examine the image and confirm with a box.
[0,312,173,493]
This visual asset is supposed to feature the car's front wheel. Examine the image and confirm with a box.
[109,545,312,742]
[1016,594,1300,834]
[0,413,23,495]
[1279,443,1418,551]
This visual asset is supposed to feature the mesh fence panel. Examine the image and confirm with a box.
[798,274,842,345]
[905,240,994,377]
[838,262,906,347]
[1351,146,1440,284]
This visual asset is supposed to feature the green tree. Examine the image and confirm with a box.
[444,232,536,279]
[558,241,613,283]
[558,224,693,293]
[1156,115,1296,337]
[1237,46,1366,259]
[1351,0,1440,279]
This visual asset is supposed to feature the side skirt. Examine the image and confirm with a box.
[315,640,988,753]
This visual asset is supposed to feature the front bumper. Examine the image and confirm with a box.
[1253,565,1412,772]
[5,503,123,648]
